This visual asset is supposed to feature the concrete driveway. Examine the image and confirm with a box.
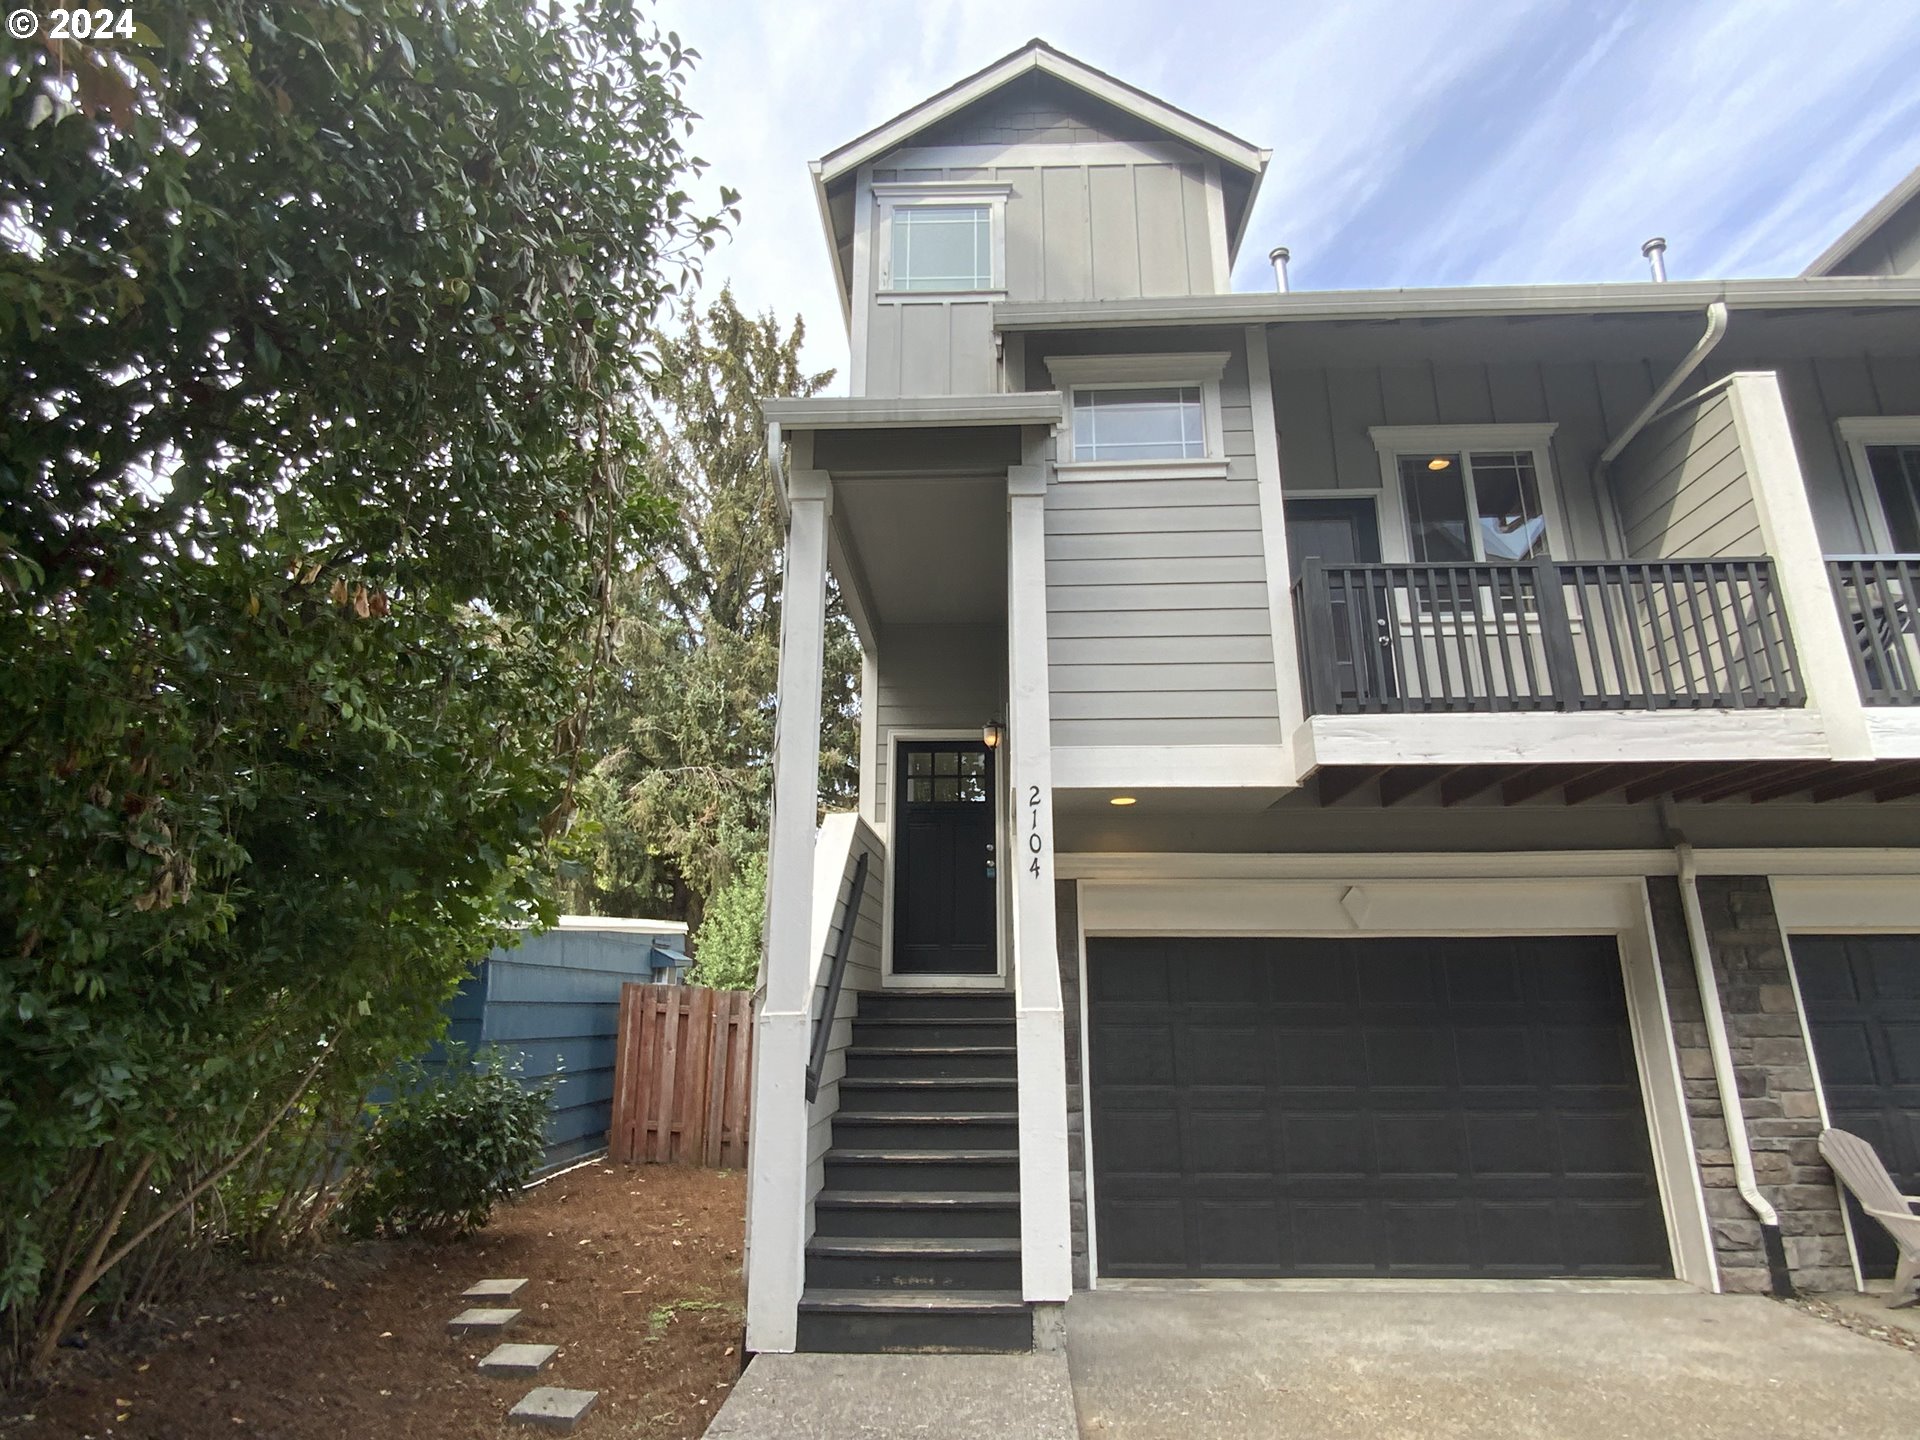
[1067,1287,1920,1440]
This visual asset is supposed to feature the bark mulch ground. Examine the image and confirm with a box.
[3,1160,746,1440]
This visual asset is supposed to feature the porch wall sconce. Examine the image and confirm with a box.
[982,721,1004,750]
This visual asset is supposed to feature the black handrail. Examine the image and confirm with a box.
[1294,558,1802,715]
[804,849,870,1104]
[1829,556,1920,705]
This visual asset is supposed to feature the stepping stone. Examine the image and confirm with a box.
[448,1307,521,1334]
[509,1386,599,1432]
[479,1342,558,1378]
[463,1277,529,1302]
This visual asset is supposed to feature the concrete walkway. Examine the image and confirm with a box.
[704,1352,1078,1440]
[1066,1288,1920,1440]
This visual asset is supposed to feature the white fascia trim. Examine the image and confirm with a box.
[1369,422,1558,453]
[1769,874,1920,931]
[815,45,1267,185]
[1052,743,1292,790]
[1296,709,1830,772]
[761,393,1064,430]
[1053,457,1229,483]
[1804,162,1920,276]
[1055,848,1920,882]
[1046,351,1231,386]
[1834,415,1920,446]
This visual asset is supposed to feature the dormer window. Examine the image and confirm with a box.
[874,184,1009,297]
[892,205,992,292]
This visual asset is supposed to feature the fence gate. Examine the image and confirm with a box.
[609,984,753,1167]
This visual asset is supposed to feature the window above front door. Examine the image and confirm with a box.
[1368,424,1564,564]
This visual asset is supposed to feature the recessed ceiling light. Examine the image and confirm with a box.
[1427,456,1452,471]
[1109,796,1137,806]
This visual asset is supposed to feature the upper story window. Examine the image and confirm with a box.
[874,184,1010,297]
[891,205,992,292]
[1369,425,1562,564]
[1045,352,1230,479]
[1071,386,1206,462]
[1838,419,1920,554]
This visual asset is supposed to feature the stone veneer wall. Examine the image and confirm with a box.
[1646,875,1851,1293]
[1054,878,1090,1289]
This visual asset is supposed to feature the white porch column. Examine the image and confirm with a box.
[745,464,831,1354]
[1007,443,1074,1304]
[1727,371,1872,759]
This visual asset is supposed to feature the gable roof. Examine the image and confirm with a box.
[814,39,1268,184]
[808,40,1271,319]
[1804,162,1920,276]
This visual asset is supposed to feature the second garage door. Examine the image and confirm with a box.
[1088,935,1670,1279]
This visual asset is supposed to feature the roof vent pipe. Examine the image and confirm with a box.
[1642,236,1669,282]
[1269,246,1291,293]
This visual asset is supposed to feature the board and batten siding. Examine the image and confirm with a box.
[1269,356,1678,560]
[1610,386,1762,559]
[1760,352,1920,554]
[863,154,1222,398]
[872,623,1007,822]
[1043,344,1283,747]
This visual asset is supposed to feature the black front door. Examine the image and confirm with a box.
[1286,497,1395,706]
[892,741,997,976]
[1791,934,1920,1278]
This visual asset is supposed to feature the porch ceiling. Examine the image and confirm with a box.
[1295,758,1920,809]
[833,473,1007,629]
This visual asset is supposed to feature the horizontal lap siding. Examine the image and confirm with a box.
[1613,390,1763,558]
[1045,344,1282,747]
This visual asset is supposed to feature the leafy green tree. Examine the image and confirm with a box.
[564,291,860,936]
[0,0,730,1378]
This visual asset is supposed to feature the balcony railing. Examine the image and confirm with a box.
[1293,558,1803,716]
[1829,556,1920,706]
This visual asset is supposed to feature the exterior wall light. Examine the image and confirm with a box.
[1427,455,1452,470]
[1109,796,1137,806]
[982,721,1004,750]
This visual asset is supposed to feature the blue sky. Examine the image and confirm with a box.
[653,0,1920,388]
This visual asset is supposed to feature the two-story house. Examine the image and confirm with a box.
[742,41,1920,1355]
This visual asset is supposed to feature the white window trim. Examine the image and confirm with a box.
[872,183,1011,301]
[1367,423,1564,565]
[1047,352,1230,481]
[1835,416,1920,554]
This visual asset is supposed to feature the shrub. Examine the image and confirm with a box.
[341,1047,555,1240]
[691,852,766,990]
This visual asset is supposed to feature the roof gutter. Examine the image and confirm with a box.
[1670,831,1796,1298]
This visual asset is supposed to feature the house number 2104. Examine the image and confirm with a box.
[1025,785,1046,877]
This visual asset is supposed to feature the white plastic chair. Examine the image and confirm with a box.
[1819,1128,1920,1309]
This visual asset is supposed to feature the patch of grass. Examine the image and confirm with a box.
[644,1297,733,1341]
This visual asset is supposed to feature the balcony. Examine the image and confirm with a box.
[1829,557,1920,706]
[1294,558,1804,717]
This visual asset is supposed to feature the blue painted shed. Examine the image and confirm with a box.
[441,917,692,1171]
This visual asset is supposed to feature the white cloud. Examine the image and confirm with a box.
[649,0,1920,385]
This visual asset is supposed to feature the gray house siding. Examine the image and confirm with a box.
[1269,356,1673,561]
[1815,187,1920,279]
[872,623,1006,821]
[906,70,1167,149]
[862,139,1224,397]
[1611,387,1762,558]
[1038,337,1282,747]
[1758,353,1920,554]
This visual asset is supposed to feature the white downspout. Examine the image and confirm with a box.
[1592,300,1731,555]
[1672,838,1795,1295]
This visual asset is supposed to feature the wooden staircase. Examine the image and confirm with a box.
[797,989,1029,1352]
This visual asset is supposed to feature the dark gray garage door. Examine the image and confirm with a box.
[1791,934,1920,1279]
[1087,936,1670,1278]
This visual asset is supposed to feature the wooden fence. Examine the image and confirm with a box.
[608,984,753,1167]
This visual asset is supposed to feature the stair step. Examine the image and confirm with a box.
[853,1016,1016,1047]
[857,993,1014,1023]
[836,1077,1018,1113]
[845,1045,1016,1079]
[808,1236,1020,1257]
[823,1149,1020,1192]
[797,1289,1030,1354]
[814,1189,1022,1210]
[832,1111,1018,1151]
[813,1189,1021,1238]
